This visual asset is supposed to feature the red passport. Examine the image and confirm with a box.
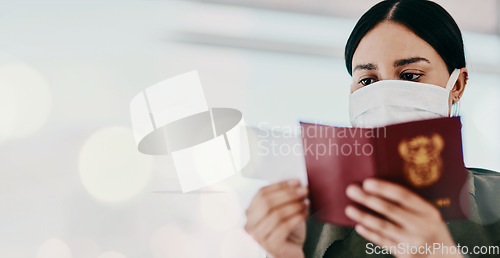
[300,117,469,226]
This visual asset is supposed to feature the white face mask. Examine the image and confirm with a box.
[349,69,461,128]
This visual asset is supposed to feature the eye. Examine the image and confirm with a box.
[400,72,422,81]
[359,78,377,86]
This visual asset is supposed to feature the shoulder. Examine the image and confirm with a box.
[468,167,500,177]
[467,167,500,196]
[447,168,500,248]
[466,167,500,225]
[302,218,353,258]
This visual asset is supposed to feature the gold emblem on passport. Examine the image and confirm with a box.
[433,197,451,207]
[398,133,445,188]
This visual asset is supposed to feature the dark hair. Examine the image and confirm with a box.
[344,0,466,76]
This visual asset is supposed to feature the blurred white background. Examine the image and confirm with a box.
[0,0,498,257]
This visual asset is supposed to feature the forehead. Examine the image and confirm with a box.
[352,21,443,67]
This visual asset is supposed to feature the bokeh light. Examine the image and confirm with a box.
[78,126,153,202]
[0,82,18,144]
[0,62,52,144]
[36,238,72,258]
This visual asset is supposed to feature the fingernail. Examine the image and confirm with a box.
[354,224,364,234]
[288,179,299,186]
[296,187,307,195]
[345,206,356,217]
[363,179,377,190]
[346,185,360,197]
[304,198,310,206]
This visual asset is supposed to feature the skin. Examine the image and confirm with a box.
[245,21,469,258]
[244,179,308,258]
[351,21,468,114]
[346,21,468,258]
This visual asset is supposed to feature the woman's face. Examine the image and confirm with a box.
[351,21,467,110]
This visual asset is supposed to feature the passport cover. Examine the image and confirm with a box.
[300,117,469,226]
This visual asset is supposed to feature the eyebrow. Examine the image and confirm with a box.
[352,57,431,73]
[393,57,430,67]
[353,63,377,72]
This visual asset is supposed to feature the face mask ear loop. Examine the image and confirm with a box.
[446,69,461,117]
[451,101,460,117]
[445,69,461,91]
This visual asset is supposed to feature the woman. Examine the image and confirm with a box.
[244,0,500,257]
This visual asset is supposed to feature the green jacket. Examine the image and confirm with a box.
[302,168,500,258]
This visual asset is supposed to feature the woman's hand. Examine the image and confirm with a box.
[345,178,462,258]
[244,179,309,258]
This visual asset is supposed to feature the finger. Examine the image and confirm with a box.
[260,179,301,196]
[345,205,406,243]
[246,179,301,216]
[252,199,310,240]
[266,211,307,246]
[362,178,433,213]
[246,184,308,228]
[346,184,417,226]
[354,224,398,254]
[265,185,308,212]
